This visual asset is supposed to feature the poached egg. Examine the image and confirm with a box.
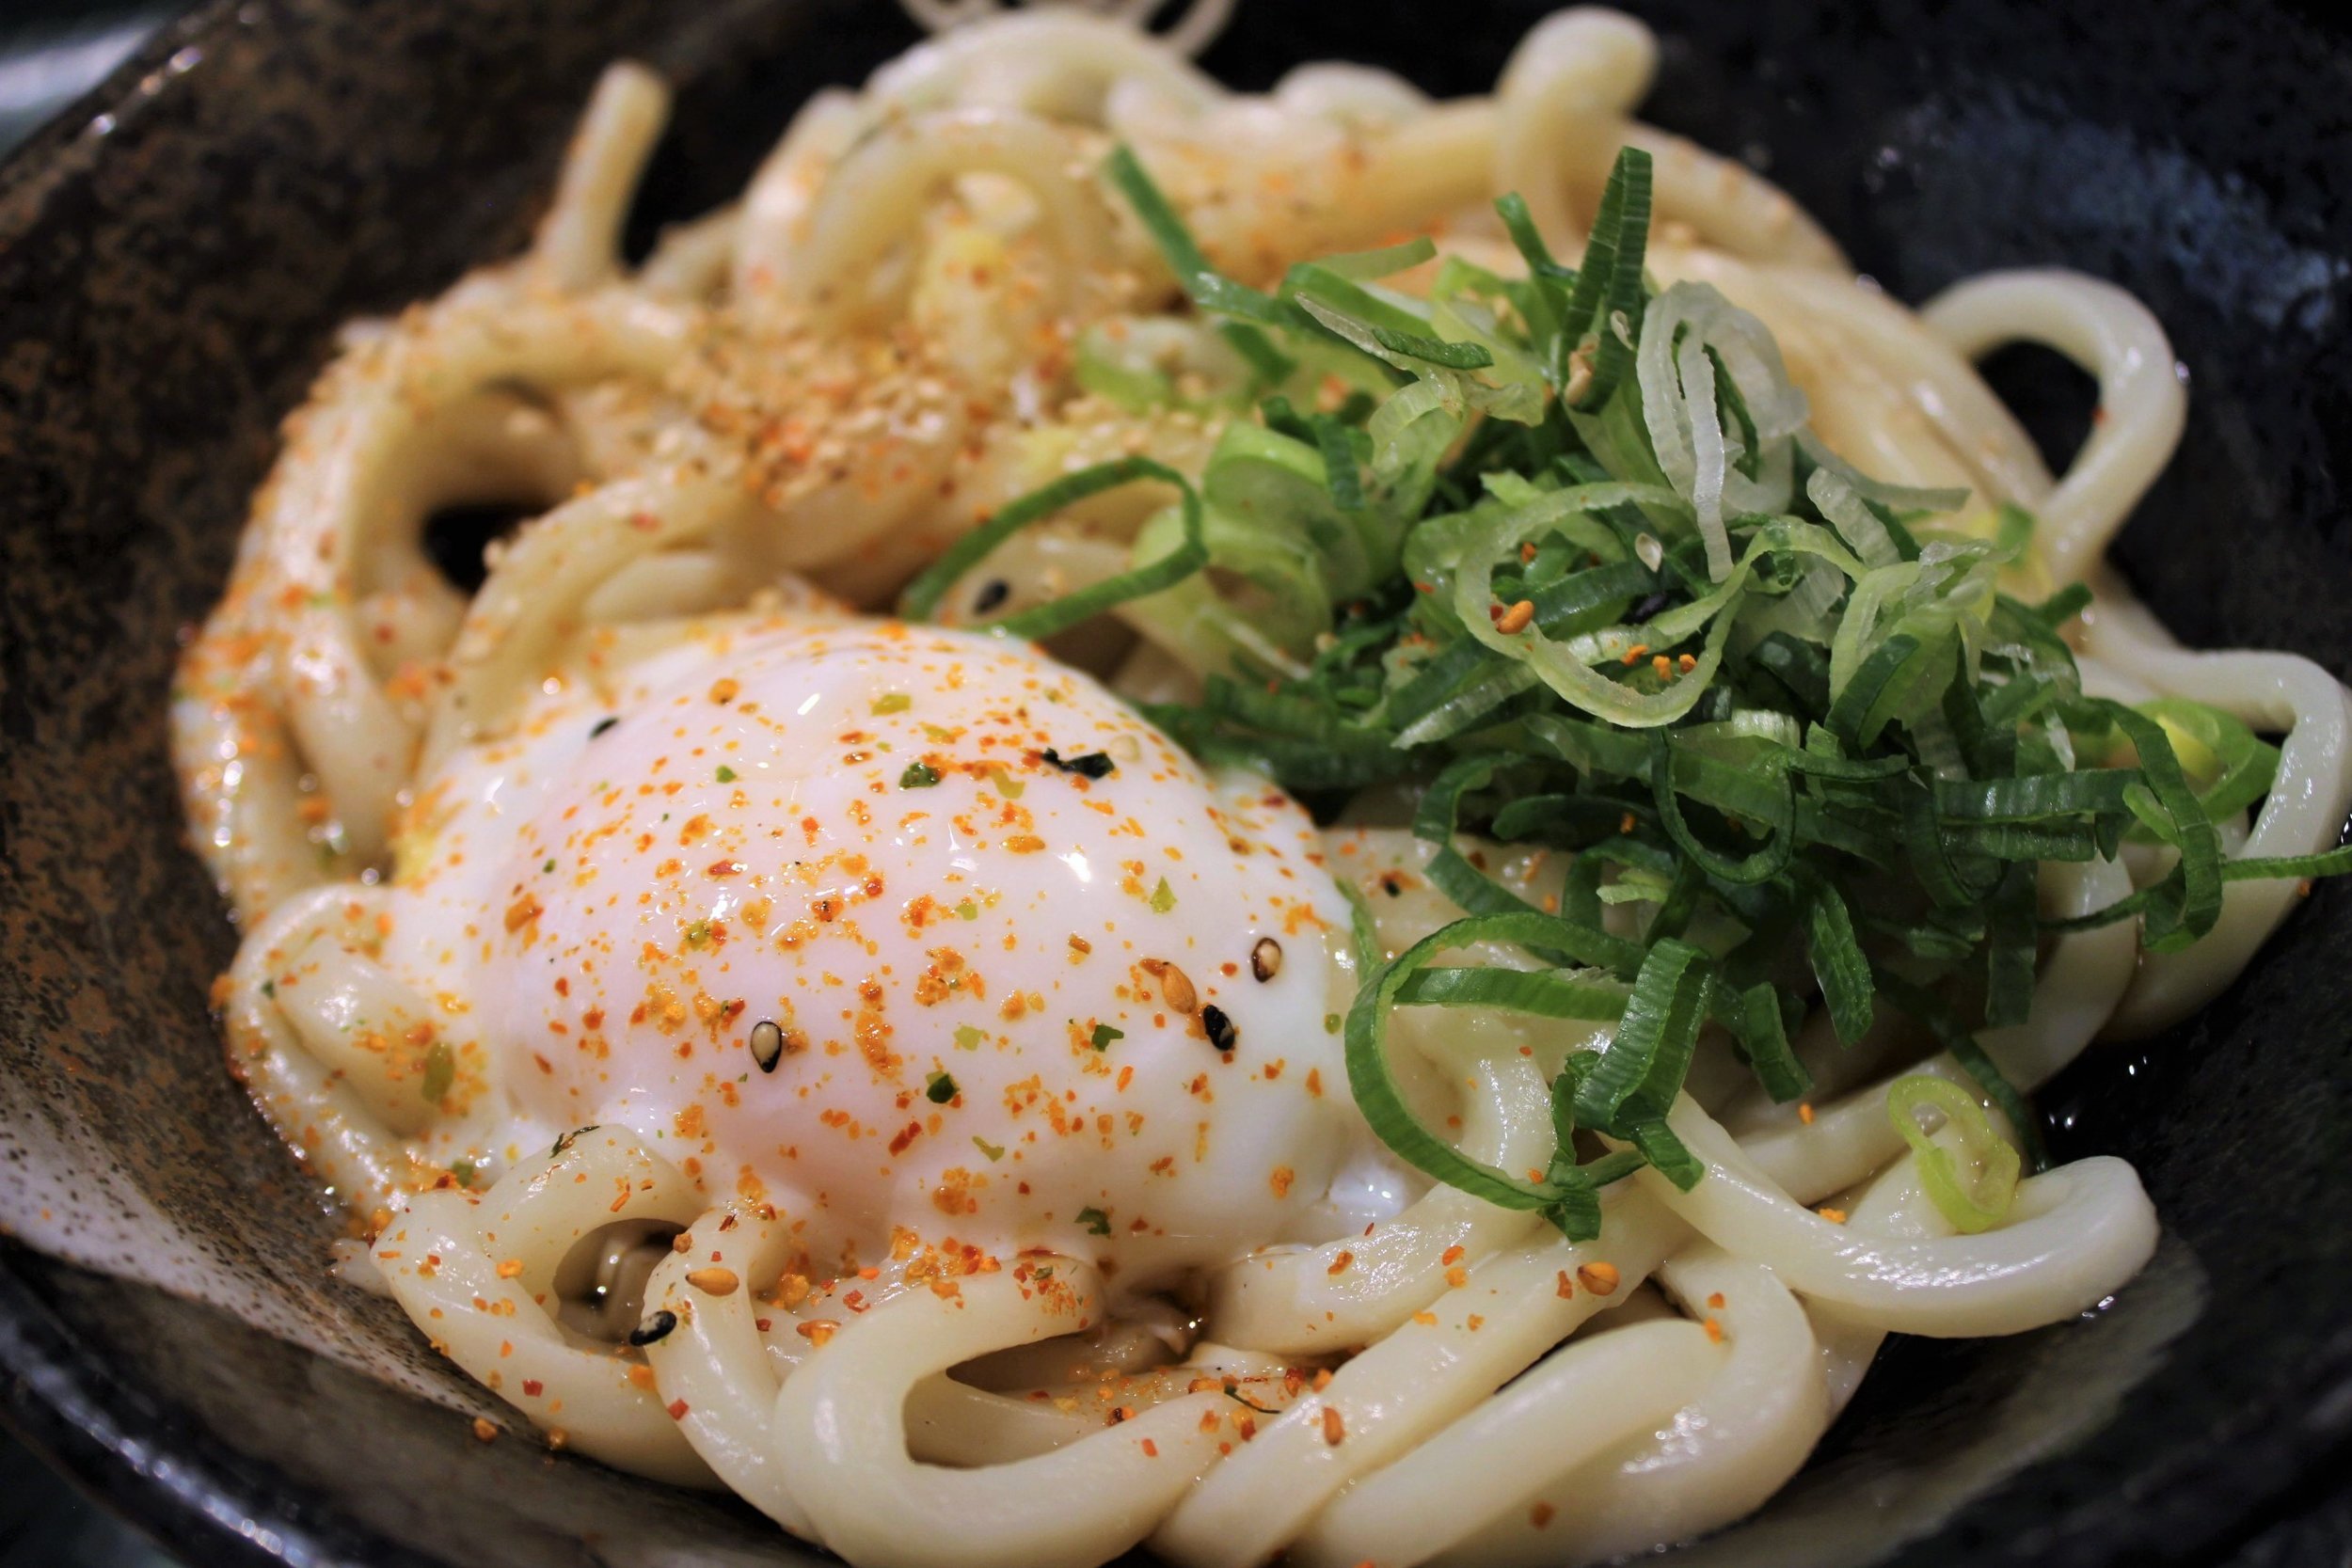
[377,616,1369,1289]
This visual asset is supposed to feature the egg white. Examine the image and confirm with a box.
[374,613,1389,1291]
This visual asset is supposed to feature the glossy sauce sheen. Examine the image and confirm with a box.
[380,618,1359,1284]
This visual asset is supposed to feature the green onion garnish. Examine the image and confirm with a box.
[420,1040,454,1104]
[889,142,2352,1246]
[1885,1073,2022,1233]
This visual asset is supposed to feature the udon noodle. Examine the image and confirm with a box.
[170,7,2352,1566]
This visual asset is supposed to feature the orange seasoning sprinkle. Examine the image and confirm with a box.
[1327,1250,1354,1275]
[797,1320,839,1346]
[1818,1207,1850,1225]
[1531,1502,1556,1528]
[1708,1291,1726,1309]
[1496,599,1536,636]
[1798,1101,1816,1125]
[1556,1269,1576,1299]
[1620,642,1650,666]
[1652,653,1675,681]
[1322,1406,1345,1446]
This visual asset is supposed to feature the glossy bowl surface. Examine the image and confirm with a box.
[4,2,2351,1564]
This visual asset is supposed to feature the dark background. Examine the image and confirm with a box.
[0,3,2349,1566]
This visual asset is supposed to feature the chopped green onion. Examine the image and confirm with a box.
[899,456,1208,642]
[1069,135,2352,1254]
[1885,1073,2022,1233]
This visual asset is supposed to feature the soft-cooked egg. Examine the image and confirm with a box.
[377,616,1367,1289]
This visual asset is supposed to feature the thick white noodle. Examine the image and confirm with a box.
[219,885,424,1213]
[637,1207,818,1534]
[787,107,1116,329]
[1492,9,1845,269]
[1434,1246,1828,1568]
[1922,271,2187,586]
[1733,854,2137,1203]
[1292,1318,1720,1568]
[894,1,1242,71]
[772,1259,1226,1568]
[373,1129,714,1484]
[1640,1097,2158,1338]
[532,64,673,291]
[1152,1190,1687,1568]
[2078,636,2352,1036]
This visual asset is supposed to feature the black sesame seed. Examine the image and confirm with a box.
[590,716,620,739]
[974,579,1010,614]
[1201,1005,1237,1052]
[1041,747,1116,779]
[628,1309,678,1347]
[750,1019,784,1072]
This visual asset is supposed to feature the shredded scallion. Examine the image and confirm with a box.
[895,141,2350,1245]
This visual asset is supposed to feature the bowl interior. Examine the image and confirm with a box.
[4,2,2351,1564]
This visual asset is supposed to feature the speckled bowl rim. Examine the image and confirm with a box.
[0,14,492,1559]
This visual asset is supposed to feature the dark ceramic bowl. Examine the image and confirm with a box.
[6,1,2352,1564]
